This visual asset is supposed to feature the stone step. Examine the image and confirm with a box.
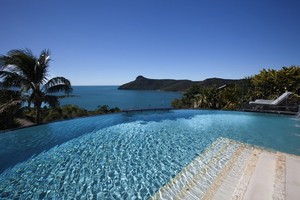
[182,145,245,199]
[286,155,300,200]
[242,151,277,200]
[210,147,260,200]
[151,138,240,199]
[151,137,300,200]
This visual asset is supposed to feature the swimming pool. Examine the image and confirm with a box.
[0,110,299,199]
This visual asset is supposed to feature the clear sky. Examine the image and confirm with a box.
[1,0,300,85]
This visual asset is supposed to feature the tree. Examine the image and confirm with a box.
[172,66,300,110]
[93,105,120,114]
[0,49,72,123]
[0,89,22,129]
[251,66,300,99]
[193,87,216,108]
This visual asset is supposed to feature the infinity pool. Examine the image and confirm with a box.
[0,110,299,199]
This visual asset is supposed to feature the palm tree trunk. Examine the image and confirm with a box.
[34,93,42,124]
[35,100,42,124]
[36,106,41,124]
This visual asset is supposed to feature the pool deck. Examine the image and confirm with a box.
[150,138,300,200]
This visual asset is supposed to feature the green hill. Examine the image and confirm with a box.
[118,76,243,92]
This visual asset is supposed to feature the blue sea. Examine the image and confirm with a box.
[59,86,182,110]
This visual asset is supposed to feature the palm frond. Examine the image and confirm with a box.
[0,89,21,100]
[26,92,35,107]
[1,49,52,86]
[43,77,72,94]
[0,55,10,70]
[0,71,21,87]
[0,100,22,113]
[8,49,34,57]
[0,89,23,113]
[44,95,59,107]
[7,49,36,80]
[39,49,51,64]
[36,49,51,85]
[45,84,73,94]
[0,70,32,89]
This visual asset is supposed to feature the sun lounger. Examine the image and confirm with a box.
[249,92,292,105]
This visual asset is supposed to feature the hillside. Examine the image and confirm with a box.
[118,76,243,92]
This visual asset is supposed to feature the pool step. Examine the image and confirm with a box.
[150,138,236,199]
[151,138,300,200]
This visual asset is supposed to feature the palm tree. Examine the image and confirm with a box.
[0,89,22,129]
[0,49,72,123]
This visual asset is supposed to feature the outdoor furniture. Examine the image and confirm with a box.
[249,92,292,105]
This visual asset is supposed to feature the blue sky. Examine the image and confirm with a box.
[1,0,300,85]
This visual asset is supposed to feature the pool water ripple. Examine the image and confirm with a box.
[0,119,210,199]
[0,110,299,199]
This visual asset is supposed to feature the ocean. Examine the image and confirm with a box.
[59,86,182,110]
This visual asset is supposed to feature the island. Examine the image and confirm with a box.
[118,75,243,92]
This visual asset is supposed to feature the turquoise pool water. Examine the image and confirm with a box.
[0,110,299,199]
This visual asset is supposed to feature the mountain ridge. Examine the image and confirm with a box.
[118,76,243,92]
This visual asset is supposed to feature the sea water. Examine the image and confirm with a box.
[59,86,182,110]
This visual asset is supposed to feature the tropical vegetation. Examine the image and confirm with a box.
[251,66,300,99]
[24,104,120,123]
[0,49,121,130]
[0,89,22,130]
[172,66,300,110]
[0,49,72,124]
